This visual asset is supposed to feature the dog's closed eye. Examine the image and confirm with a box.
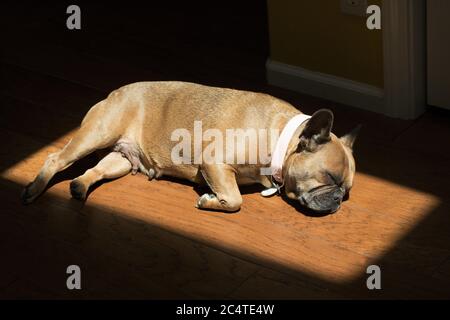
[325,171,342,186]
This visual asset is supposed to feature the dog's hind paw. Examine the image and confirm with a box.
[70,179,87,201]
[21,183,36,205]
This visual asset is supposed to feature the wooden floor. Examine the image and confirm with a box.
[1,3,450,299]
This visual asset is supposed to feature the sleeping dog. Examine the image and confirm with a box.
[22,82,359,213]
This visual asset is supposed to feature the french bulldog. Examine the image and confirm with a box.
[22,81,359,213]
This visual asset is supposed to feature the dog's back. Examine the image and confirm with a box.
[89,81,299,180]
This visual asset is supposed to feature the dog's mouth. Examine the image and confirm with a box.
[298,185,344,214]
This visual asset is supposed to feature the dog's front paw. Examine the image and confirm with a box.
[196,193,216,209]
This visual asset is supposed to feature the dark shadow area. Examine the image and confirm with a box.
[1,1,450,299]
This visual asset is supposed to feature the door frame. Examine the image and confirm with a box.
[382,0,426,119]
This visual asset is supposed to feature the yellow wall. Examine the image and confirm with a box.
[268,0,383,88]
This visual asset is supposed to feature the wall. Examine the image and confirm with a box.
[267,0,383,88]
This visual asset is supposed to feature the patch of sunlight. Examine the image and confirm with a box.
[1,132,442,284]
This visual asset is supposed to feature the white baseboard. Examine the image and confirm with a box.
[266,59,385,114]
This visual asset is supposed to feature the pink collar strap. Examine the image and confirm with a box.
[270,114,311,183]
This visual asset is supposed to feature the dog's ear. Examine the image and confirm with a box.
[298,109,333,152]
[340,124,362,149]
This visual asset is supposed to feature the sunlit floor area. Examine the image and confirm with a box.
[1,3,450,299]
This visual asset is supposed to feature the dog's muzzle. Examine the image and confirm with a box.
[299,185,345,214]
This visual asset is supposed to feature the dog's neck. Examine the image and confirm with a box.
[270,113,311,183]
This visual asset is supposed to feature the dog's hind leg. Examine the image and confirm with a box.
[70,151,132,200]
[21,107,122,204]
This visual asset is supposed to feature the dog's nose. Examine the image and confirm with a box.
[332,189,343,203]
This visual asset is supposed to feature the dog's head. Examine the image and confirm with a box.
[283,109,360,214]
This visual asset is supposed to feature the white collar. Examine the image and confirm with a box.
[270,114,311,183]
